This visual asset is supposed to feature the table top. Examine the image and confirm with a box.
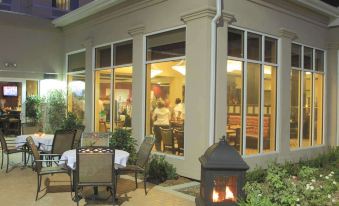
[59,149,130,170]
[16,134,54,151]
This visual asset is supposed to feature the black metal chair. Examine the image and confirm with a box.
[26,136,72,201]
[0,130,26,172]
[72,126,85,149]
[173,129,184,155]
[160,127,175,154]
[116,136,155,195]
[75,147,116,206]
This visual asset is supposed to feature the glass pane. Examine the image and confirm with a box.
[68,51,85,72]
[146,28,186,61]
[114,41,133,66]
[67,73,85,124]
[246,63,261,155]
[226,60,243,153]
[304,47,313,70]
[247,33,261,61]
[315,50,324,72]
[113,66,133,130]
[228,28,244,58]
[212,176,237,203]
[264,37,277,63]
[26,80,38,97]
[94,69,112,132]
[263,65,277,153]
[292,44,301,68]
[290,70,301,148]
[95,45,111,68]
[314,73,323,145]
[146,60,185,156]
[302,72,312,147]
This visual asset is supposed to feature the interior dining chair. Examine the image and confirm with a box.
[0,130,26,172]
[75,147,116,206]
[116,136,155,195]
[173,129,184,155]
[26,136,72,201]
[72,126,85,149]
[160,127,175,154]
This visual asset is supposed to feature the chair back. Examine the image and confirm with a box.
[99,121,107,132]
[26,136,42,173]
[22,123,40,135]
[81,132,111,147]
[173,129,184,153]
[73,126,85,149]
[0,130,8,152]
[136,136,155,168]
[51,130,76,154]
[76,147,115,186]
[160,127,173,147]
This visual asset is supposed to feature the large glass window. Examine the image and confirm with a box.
[290,44,325,148]
[67,51,86,124]
[145,28,186,156]
[227,28,278,155]
[94,41,133,132]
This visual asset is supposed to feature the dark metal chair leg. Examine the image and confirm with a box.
[6,154,9,173]
[1,151,3,169]
[36,175,41,201]
[135,172,138,188]
[144,171,147,195]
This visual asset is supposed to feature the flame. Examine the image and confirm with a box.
[225,186,235,200]
[212,189,219,202]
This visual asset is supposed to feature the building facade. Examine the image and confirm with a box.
[0,0,339,180]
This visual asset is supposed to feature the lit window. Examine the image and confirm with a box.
[290,44,324,148]
[52,0,70,10]
[227,28,278,155]
[145,28,186,156]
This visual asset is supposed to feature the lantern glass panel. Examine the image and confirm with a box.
[212,176,237,203]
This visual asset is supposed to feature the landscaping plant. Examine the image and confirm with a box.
[25,95,44,125]
[62,112,84,130]
[147,154,177,184]
[109,128,137,163]
[46,90,67,133]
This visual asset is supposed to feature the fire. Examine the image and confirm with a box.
[225,186,235,200]
[212,189,219,202]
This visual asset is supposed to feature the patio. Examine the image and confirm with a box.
[0,151,195,206]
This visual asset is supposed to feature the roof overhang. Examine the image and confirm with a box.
[52,0,126,27]
[296,0,339,27]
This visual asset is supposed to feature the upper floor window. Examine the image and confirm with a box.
[290,44,325,149]
[52,0,73,10]
[227,27,278,156]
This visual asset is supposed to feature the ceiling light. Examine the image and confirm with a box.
[151,70,162,78]
[227,60,242,72]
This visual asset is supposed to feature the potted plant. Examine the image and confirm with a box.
[46,90,66,133]
[62,112,84,130]
[25,95,43,125]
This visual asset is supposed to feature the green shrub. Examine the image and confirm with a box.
[46,90,66,133]
[147,155,177,184]
[62,112,84,130]
[109,128,137,164]
[245,167,267,183]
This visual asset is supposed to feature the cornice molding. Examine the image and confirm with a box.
[327,42,339,50]
[128,25,145,36]
[278,28,298,40]
[181,7,236,24]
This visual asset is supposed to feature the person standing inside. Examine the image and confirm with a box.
[173,98,185,121]
[152,99,171,151]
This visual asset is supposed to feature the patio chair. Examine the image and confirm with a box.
[160,127,175,154]
[116,136,155,195]
[75,147,116,206]
[81,132,111,147]
[26,136,72,201]
[0,130,26,172]
[72,126,85,149]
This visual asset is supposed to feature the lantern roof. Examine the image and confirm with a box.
[199,136,249,170]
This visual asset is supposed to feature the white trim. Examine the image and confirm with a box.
[300,46,304,148]
[145,56,186,64]
[291,144,326,152]
[311,49,315,146]
[144,25,186,37]
[242,31,247,157]
[337,50,339,146]
[259,35,265,153]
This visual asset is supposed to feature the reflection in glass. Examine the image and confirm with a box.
[114,41,133,66]
[95,45,111,68]
[264,37,277,63]
[68,51,86,73]
[315,50,324,72]
[302,72,312,147]
[113,67,133,129]
[263,65,276,152]
[246,63,261,155]
[228,28,244,58]
[247,33,261,61]
[226,60,243,153]
[67,73,85,124]
[290,70,301,148]
[291,44,301,68]
[314,74,323,145]
[95,70,112,132]
[146,28,186,61]
[146,60,185,156]
[304,47,313,70]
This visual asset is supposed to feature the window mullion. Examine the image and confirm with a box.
[299,47,304,148]
[242,31,248,156]
[259,36,265,154]
[311,49,316,146]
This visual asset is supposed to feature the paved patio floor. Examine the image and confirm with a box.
[0,153,195,206]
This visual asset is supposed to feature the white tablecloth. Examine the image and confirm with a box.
[59,149,130,170]
[16,134,54,151]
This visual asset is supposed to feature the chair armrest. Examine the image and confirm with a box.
[40,154,62,156]
[35,159,67,162]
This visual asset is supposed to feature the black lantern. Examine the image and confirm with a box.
[196,136,249,206]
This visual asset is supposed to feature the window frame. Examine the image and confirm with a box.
[143,25,187,159]
[92,38,133,132]
[290,42,326,149]
[228,25,280,157]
